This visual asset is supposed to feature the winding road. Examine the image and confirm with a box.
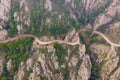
[93,31,120,47]
[0,34,80,45]
[0,30,119,47]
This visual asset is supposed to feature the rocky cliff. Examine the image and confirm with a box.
[0,0,120,80]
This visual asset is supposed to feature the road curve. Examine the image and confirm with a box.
[0,31,118,47]
[93,31,120,47]
[0,34,80,46]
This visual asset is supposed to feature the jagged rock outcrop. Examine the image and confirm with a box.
[44,0,52,11]
[28,63,41,80]
[0,0,10,40]
[65,29,79,43]
[0,30,8,41]
[0,0,11,21]
[7,59,12,71]
[82,0,107,12]
[104,22,120,44]
[1,0,120,80]
[14,62,25,80]
[109,66,120,80]
[28,42,91,80]
[91,44,120,80]
[93,0,120,30]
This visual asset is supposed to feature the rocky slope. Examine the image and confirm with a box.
[91,44,119,80]
[0,30,92,80]
[14,41,91,80]
[0,0,120,80]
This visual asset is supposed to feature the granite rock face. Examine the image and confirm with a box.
[0,0,120,80]
[91,44,120,80]
[0,0,11,21]
[12,30,92,80]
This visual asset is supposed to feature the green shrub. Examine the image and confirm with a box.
[54,43,67,66]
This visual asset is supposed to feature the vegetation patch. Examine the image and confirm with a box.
[7,1,20,36]
[54,43,67,66]
[0,37,33,80]
[90,60,100,80]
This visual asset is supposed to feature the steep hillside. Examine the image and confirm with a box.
[0,0,120,80]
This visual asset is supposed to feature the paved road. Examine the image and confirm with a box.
[0,34,80,45]
[93,31,120,47]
